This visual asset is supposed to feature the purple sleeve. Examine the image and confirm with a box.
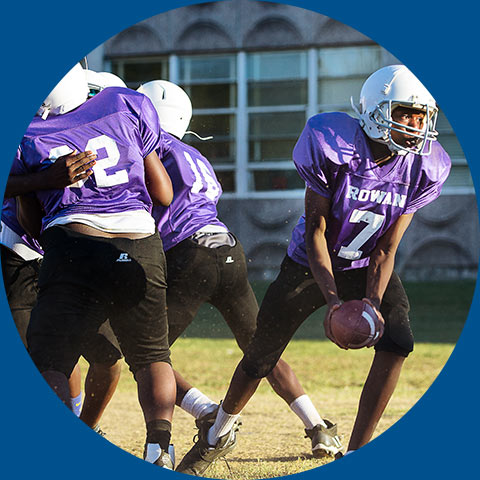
[138,95,161,158]
[404,146,452,214]
[292,119,332,199]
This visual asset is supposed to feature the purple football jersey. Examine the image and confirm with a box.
[153,131,226,251]
[12,87,161,232]
[287,112,451,271]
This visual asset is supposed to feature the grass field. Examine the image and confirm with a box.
[80,279,475,478]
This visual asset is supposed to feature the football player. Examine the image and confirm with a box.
[176,64,451,471]
[2,150,123,427]
[13,63,176,468]
[2,71,129,431]
[136,80,342,474]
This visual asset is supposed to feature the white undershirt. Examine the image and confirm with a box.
[46,210,156,234]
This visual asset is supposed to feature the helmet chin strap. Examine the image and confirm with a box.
[185,130,213,141]
[350,96,362,118]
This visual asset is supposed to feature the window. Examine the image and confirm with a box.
[106,47,472,196]
[179,55,237,192]
[318,46,384,113]
[110,57,169,88]
[247,51,308,194]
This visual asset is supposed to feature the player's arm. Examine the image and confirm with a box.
[16,194,44,240]
[304,187,344,345]
[4,150,96,198]
[144,150,173,206]
[365,212,414,310]
[304,187,341,304]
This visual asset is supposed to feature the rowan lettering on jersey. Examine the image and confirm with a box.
[288,112,451,271]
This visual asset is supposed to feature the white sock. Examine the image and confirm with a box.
[289,394,327,429]
[207,404,240,446]
[180,388,217,419]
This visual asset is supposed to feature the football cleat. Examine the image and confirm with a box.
[175,407,241,475]
[305,420,343,458]
[93,424,107,437]
[144,443,175,470]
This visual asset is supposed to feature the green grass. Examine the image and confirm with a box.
[87,279,475,478]
[179,279,475,344]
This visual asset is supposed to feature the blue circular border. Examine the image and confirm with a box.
[1,1,477,479]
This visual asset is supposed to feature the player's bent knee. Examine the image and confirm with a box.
[127,350,172,376]
[376,306,414,357]
[241,357,276,379]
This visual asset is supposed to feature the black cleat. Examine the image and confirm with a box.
[175,407,241,476]
[305,420,343,458]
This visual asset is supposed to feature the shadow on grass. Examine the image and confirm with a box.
[229,454,317,463]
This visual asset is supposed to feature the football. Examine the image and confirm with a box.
[329,300,384,349]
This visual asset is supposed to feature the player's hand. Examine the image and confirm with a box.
[361,298,385,347]
[45,150,97,189]
[324,302,346,348]
[361,298,384,323]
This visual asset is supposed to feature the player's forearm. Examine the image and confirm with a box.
[365,248,396,309]
[306,225,339,306]
[366,213,413,308]
[144,152,173,206]
[16,195,43,239]
[4,173,46,198]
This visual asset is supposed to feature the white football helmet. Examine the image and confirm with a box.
[86,70,127,94]
[99,71,127,88]
[37,63,89,119]
[352,64,438,155]
[137,80,192,139]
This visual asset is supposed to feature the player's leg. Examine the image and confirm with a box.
[337,269,412,453]
[1,245,40,347]
[69,363,83,416]
[166,239,219,416]
[176,255,327,474]
[27,282,105,411]
[109,233,176,469]
[79,320,123,431]
[221,256,326,413]
[346,351,405,452]
[1,245,86,415]
[212,244,340,456]
[80,361,121,431]
[27,226,124,412]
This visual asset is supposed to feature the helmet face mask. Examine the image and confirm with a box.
[372,99,438,155]
[86,70,127,96]
[353,65,439,156]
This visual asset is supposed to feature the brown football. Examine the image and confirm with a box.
[330,300,384,349]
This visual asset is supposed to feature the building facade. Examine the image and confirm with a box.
[88,0,478,281]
